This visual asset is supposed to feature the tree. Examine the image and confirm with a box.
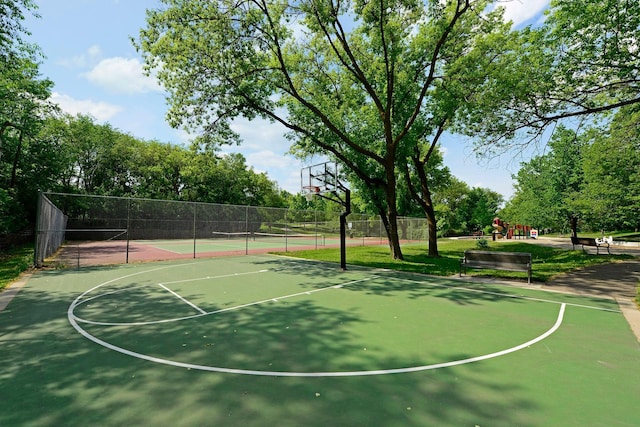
[0,0,55,232]
[456,0,640,150]
[579,106,640,232]
[502,126,586,235]
[432,175,468,236]
[182,149,285,206]
[135,140,186,199]
[135,0,514,260]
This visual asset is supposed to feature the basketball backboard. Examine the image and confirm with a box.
[301,161,339,197]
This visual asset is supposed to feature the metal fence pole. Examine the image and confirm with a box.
[245,206,249,255]
[126,198,131,264]
[193,202,197,259]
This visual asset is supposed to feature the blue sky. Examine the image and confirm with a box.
[24,0,550,199]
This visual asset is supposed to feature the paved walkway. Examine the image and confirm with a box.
[542,260,640,341]
[530,238,640,341]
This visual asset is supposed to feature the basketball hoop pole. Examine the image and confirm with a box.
[301,161,350,270]
[317,182,350,270]
[338,187,351,270]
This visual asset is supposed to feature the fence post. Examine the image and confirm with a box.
[193,202,197,259]
[126,198,131,264]
[245,206,249,255]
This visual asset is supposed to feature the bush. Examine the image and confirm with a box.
[476,238,490,249]
[0,189,28,234]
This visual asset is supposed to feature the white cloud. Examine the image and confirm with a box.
[496,0,550,27]
[50,92,122,121]
[57,44,103,68]
[247,149,297,171]
[83,57,163,94]
[231,116,289,149]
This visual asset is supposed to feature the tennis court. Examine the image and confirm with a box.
[50,232,387,267]
[2,255,639,426]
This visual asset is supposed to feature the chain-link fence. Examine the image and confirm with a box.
[34,193,68,265]
[35,192,428,267]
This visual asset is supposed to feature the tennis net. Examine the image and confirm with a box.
[36,192,428,267]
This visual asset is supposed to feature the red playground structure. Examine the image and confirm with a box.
[492,217,534,240]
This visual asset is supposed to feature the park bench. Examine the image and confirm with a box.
[571,236,610,255]
[460,250,532,284]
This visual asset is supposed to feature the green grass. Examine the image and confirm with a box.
[0,244,33,291]
[542,230,640,240]
[276,239,634,282]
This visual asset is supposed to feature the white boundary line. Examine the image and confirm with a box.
[394,276,621,313]
[73,277,374,326]
[66,257,623,377]
[68,290,566,376]
[157,283,207,315]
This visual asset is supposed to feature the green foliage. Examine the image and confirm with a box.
[455,0,640,147]
[579,106,640,231]
[0,189,27,234]
[0,0,54,231]
[434,179,502,236]
[475,238,489,249]
[0,0,38,52]
[503,107,640,233]
[0,243,32,291]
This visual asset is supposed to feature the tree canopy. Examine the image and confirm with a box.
[457,0,640,150]
[501,106,640,234]
[136,0,520,258]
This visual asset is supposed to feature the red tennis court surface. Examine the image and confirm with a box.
[48,237,396,267]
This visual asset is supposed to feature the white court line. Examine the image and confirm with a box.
[68,292,567,377]
[158,283,207,315]
[396,276,621,313]
[73,268,271,308]
[65,261,599,376]
[73,276,375,326]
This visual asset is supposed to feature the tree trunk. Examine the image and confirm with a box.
[387,204,404,260]
[424,196,439,257]
[384,155,404,260]
[405,154,440,257]
[570,216,578,237]
[372,194,404,260]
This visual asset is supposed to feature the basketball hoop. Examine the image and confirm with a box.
[303,186,320,201]
[300,161,351,270]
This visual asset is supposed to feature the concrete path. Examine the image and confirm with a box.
[543,260,640,341]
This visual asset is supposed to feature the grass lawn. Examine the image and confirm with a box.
[0,244,33,291]
[0,238,635,291]
[276,238,634,282]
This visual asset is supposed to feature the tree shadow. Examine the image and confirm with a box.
[1,258,634,426]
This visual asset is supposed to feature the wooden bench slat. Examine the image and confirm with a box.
[460,250,532,284]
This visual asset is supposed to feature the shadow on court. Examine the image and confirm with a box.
[1,258,639,426]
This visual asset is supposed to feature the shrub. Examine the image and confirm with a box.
[476,238,490,249]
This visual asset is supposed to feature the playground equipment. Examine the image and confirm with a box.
[492,218,534,240]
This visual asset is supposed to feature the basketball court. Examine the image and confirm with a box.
[2,254,639,426]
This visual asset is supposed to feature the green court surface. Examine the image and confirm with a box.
[140,234,332,253]
[1,255,639,426]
